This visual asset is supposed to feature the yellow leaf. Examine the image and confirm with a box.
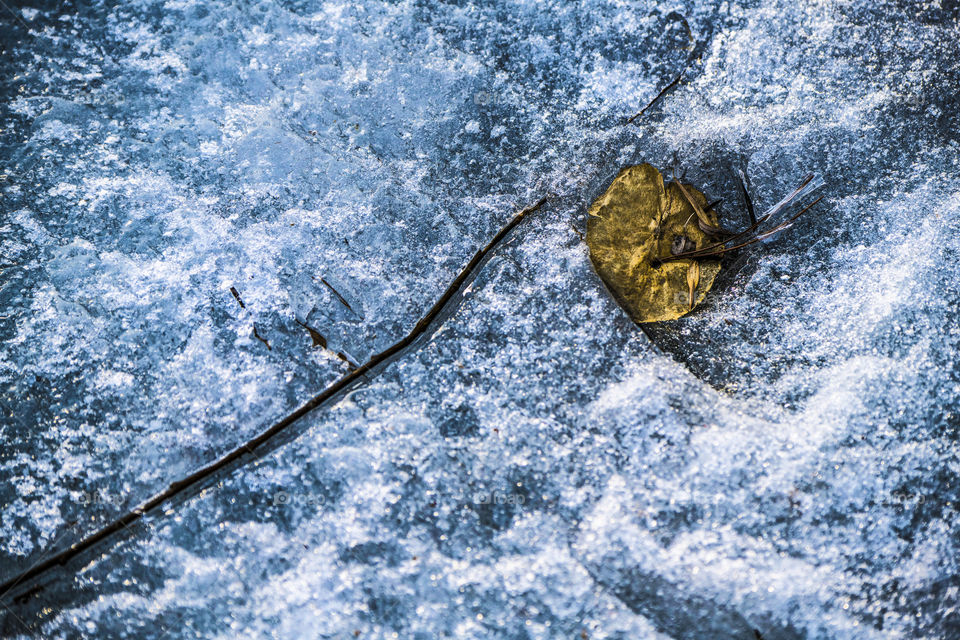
[586,163,720,323]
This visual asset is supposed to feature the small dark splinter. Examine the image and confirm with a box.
[295,318,328,349]
[295,318,360,369]
[252,326,271,350]
[319,277,356,314]
[230,286,245,309]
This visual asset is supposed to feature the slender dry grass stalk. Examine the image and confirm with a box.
[660,174,824,263]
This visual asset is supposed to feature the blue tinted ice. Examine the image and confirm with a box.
[1,0,958,638]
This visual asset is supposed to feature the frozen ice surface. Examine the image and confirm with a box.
[1,0,959,638]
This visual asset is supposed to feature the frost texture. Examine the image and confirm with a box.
[1,0,959,638]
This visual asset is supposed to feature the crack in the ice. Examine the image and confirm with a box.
[0,195,550,602]
[1,11,713,604]
[626,17,715,125]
